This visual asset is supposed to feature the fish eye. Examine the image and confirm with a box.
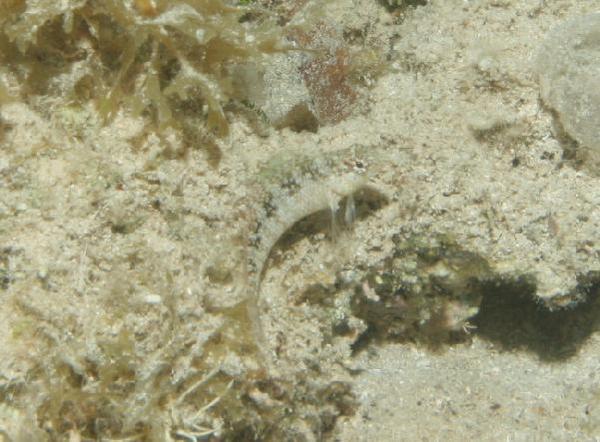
[342,156,367,173]
[353,159,368,173]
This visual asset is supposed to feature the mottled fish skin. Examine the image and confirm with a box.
[245,145,374,359]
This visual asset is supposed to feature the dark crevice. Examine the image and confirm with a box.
[472,275,600,361]
[348,247,600,362]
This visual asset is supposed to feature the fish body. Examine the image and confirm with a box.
[246,146,373,359]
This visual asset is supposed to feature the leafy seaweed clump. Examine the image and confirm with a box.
[0,0,285,136]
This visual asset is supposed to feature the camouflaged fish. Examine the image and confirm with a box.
[245,145,377,356]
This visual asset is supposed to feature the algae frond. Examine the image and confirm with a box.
[0,0,285,136]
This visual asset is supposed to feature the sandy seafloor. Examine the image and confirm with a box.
[1,0,600,440]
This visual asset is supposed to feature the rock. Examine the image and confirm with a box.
[535,13,600,172]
